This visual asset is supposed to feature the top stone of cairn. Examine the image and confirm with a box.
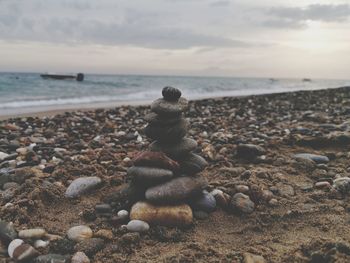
[162,86,182,101]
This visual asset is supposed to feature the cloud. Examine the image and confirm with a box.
[210,1,231,7]
[263,4,350,28]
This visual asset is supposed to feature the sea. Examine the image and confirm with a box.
[0,72,349,116]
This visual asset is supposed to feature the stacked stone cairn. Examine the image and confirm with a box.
[127,87,214,227]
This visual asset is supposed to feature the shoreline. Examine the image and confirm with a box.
[1,85,350,121]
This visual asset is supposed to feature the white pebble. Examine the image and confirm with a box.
[67,225,93,242]
[34,240,49,248]
[117,210,129,219]
[19,228,46,239]
[126,220,149,233]
[72,251,90,263]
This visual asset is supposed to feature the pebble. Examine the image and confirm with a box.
[127,166,173,185]
[74,238,104,257]
[294,153,329,164]
[149,137,197,158]
[0,221,17,244]
[34,254,70,263]
[190,191,216,213]
[277,184,295,197]
[315,181,331,189]
[268,198,278,207]
[151,97,188,116]
[8,239,39,261]
[144,119,189,142]
[237,144,265,160]
[132,151,180,171]
[179,153,208,174]
[8,239,23,258]
[230,193,255,214]
[19,228,46,239]
[72,251,90,263]
[243,252,266,263]
[333,177,350,193]
[130,201,193,226]
[117,210,129,219]
[34,239,50,248]
[235,185,250,194]
[65,177,102,198]
[162,86,182,101]
[0,152,9,161]
[210,189,231,208]
[126,220,150,232]
[94,229,113,240]
[145,176,207,203]
[67,225,93,242]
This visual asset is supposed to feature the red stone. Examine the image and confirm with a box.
[132,151,180,171]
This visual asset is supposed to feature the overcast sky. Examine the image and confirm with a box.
[0,0,349,79]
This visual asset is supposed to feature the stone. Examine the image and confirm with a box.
[190,191,216,213]
[179,153,208,174]
[210,189,231,208]
[133,151,180,171]
[0,221,17,244]
[277,184,295,197]
[117,210,129,219]
[18,228,46,239]
[130,201,193,226]
[237,144,265,160]
[145,176,207,203]
[94,229,113,240]
[72,252,90,263]
[67,225,93,242]
[144,119,189,142]
[127,166,173,185]
[74,238,104,257]
[145,112,183,125]
[230,193,255,214]
[8,239,23,258]
[333,177,350,194]
[294,153,329,164]
[65,177,102,198]
[126,220,150,233]
[12,243,39,261]
[162,86,182,101]
[243,252,266,263]
[0,152,9,161]
[149,138,198,158]
[34,240,50,248]
[151,97,188,116]
[315,181,331,189]
[34,254,70,263]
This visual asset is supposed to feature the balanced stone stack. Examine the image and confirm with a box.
[128,87,211,227]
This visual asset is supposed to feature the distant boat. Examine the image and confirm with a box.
[40,73,84,81]
[302,78,311,82]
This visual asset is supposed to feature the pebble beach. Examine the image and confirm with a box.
[1,86,350,262]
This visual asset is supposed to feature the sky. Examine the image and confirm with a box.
[0,0,349,79]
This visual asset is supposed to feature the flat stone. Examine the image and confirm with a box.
[145,176,207,203]
[190,191,216,213]
[65,177,102,198]
[230,193,255,214]
[144,118,189,142]
[34,254,70,263]
[133,151,180,171]
[0,221,17,244]
[126,220,150,233]
[162,86,182,101]
[127,166,173,185]
[130,201,193,226]
[19,228,46,239]
[179,153,208,174]
[294,153,329,164]
[151,97,188,116]
[237,144,265,160]
[67,225,93,242]
[12,243,39,261]
[149,138,197,158]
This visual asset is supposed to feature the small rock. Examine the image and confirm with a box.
[210,189,231,208]
[162,86,182,101]
[94,229,113,240]
[127,166,173,185]
[235,185,250,194]
[72,251,90,263]
[132,151,180,171]
[294,153,329,164]
[65,177,102,198]
[190,191,216,213]
[237,144,265,160]
[277,184,295,197]
[333,177,350,194]
[0,152,9,161]
[74,238,104,257]
[268,198,278,207]
[126,220,150,232]
[19,228,46,239]
[315,181,331,189]
[34,239,50,248]
[130,201,193,226]
[243,252,266,263]
[151,97,188,116]
[149,137,197,158]
[117,210,129,219]
[0,221,17,244]
[67,226,93,242]
[230,193,255,214]
[9,240,39,261]
[8,239,23,258]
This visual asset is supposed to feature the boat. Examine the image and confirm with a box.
[40,73,84,81]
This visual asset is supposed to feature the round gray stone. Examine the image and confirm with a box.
[127,166,173,185]
[151,97,188,116]
[144,118,189,142]
[149,138,197,158]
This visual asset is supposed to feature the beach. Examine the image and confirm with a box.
[1,86,350,262]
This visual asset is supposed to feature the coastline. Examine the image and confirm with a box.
[1,85,349,121]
